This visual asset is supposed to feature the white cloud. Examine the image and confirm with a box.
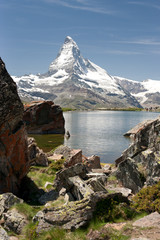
[129,1,160,10]
[44,0,116,15]
[114,39,160,46]
[104,50,142,55]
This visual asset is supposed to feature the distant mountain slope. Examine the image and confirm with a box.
[115,77,160,107]
[13,36,143,109]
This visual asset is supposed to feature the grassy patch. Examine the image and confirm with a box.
[11,203,42,220]
[28,168,55,189]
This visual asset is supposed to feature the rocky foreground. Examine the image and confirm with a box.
[1,57,160,239]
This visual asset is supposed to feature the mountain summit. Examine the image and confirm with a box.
[13,36,143,109]
[48,36,87,75]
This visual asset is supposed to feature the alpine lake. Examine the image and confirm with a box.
[30,110,160,163]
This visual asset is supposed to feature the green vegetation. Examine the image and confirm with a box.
[132,181,160,213]
[94,198,135,223]
[12,203,42,221]
[62,107,76,112]
[110,107,143,111]
[28,158,64,189]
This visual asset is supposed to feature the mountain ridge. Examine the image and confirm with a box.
[12,36,160,109]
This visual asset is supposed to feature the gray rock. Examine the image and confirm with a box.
[64,192,74,204]
[116,158,144,193]
[131,238,150,240]
[86,178,107,192]
[0,226,9,240]
[28,137,48,167]
[0,193,23,217]
[33,192,128,233]
[68,176,94,200]
[54,145,71,159]
[59,187,67,196]
[54,163,88,192]
[107,186,132,197]
[133,212,160,228]
[64,149,82,168]
[85,155,101,171]
[86,172,108,187]
[3,209,28,234]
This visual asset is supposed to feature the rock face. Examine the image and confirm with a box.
[116,158,144,194]
[23,101,65,134]
[0,58,29,194]
[116,116,160,192]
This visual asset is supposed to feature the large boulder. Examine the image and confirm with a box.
[33,192,127,232]
[3,209,28,234]
[116,116,160,191]
[54,163,88,193]
[0,58,30,194]
[116,158,144,194]
[23,101,65,134]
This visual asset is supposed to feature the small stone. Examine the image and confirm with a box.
[64,192,74,204]
[59,187,67,196]
[44,182,53,190]
[0,226,9,240]
[105,222,126,230]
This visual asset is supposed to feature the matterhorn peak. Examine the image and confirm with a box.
[64,36,77,45]
[48,36,86,74]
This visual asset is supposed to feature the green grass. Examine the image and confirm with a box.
[11,203,42,221]
[28,170,55,189]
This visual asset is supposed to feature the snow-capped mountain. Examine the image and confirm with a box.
[116,77,160,107]
[13,36,144,109]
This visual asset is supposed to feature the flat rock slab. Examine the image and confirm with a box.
[133,212,160,228]
[105,222,126,231]
[131,238,151,240]
[123,119,155,137]
[48,154,64,161]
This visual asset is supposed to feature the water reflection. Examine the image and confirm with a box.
[29,134,64,152]
[64,111,160,163]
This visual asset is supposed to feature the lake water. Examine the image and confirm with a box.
[64,111,160,163]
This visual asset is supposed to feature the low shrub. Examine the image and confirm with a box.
[93,195,134,222]
[132,181,160,213]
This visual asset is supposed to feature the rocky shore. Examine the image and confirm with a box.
[1,57,160,239]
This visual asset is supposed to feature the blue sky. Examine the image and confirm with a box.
[1,0,160,81]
